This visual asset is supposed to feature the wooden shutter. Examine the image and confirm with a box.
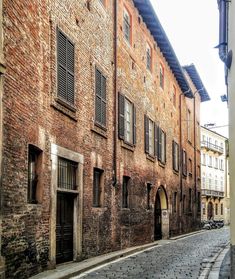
[101,75,106,126]
[163,131,166,163]
[144,115,149,153]
[57,29,75,104]
[95,69,102,124]
[154,123,158,157]
[172,141,175,170]
[118,93,125,139]
[95,69,106,127]
[133,105,136,145]
[158,127,162,161]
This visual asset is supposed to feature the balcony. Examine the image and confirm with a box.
[201,141,224,154]
[201,189,224,198]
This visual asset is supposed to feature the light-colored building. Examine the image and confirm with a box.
[200,126,229,224]
[217,0,235,275]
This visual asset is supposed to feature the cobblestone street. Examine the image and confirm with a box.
[75,227,229,279]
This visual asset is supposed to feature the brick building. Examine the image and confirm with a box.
[0,0,210,278]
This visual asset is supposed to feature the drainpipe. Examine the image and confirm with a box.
[193,95,197,204]
[112,0,117,186]
[217,0,233,69]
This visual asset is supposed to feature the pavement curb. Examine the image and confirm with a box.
[30,229,205,279]
[198,241,230,279]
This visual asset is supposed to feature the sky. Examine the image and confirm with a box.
[150,0,229,138]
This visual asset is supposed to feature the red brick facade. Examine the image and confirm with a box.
[0,0,206,278]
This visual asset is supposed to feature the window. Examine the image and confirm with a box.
[202,176,206,188]
[209,156,212,167]
[188,158,192,175]
[209,174,212,189]
[95,68,106,127]
[215,175,218,190]
[187,110,191,142]
[172,141,179,172]
[58,157,78,190]
[173,86,176,107]
[147,183,152,210]
[122,176,130,208]
[197,165,200,179]
[202,154,206,165]
[173,192,177,213]
[28,145,42,203]
[188,188,192,212]
[123,8,131,44]
[183,194,186,213]
[158,128,166,164]
[221,203,223,215]
[145,116,157,157]
[57,29,75,105]
[215,203,218,215]
[159,64,164,89]
[93,168,103,207]
[220,159,224,170]
[182,149,187,176]
[197,192,201,212]
[203,207,206,215]
[118,93,136,145]
[146,43,152,71]
[215,158,218,169]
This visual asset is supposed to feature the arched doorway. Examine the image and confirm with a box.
[154,186,168,240]
[207,201,214,220]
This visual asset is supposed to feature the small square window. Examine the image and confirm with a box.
[28,145,42,204]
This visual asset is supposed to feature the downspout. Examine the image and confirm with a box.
[193,96,197,204]
[112,0,117,186]
[217,0,233,69]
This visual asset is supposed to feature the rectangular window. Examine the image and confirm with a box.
[172,141,179,172]
[215,158,218,169]
[188,158,192,175]
[183,194,186,213]
[146,43,152,71]
[160,64,164,89]
[28,145,42,203]
[58,157,78,190]
[118,93,136,145]
[209,156,212,167]
[182,149,187,176]
[188,188,192,212]
[215,203,218,215]
[145,116,157,157]
[122,176,130,208]
[123,8,131,44]
[221,203,223,215]
[220,159,224,170]
[57,29,75,105]
[203,207,206,215]
[93,168,103,207]
[173,86,177,107]
[158,128,166,164]
[173,192,177,213]
[147,183,152,210]
[187,110,191,142]
[202,154,206,165]
[95,68,106,127]
[197,192,201,212]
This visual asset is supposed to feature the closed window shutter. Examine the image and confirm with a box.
[144,115,149,153]
[101,75,106,126]
[154,123,158,157]
[133,105,136,145]
[164,132,166,163]
[172,141,175,170]
[158,127,162,161]
[95,69,102,124]
[95,69,106,127]
[184,151,187,175]
[57,29,75,104]
[118,93,125,139]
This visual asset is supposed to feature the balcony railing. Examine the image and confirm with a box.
[201,141,224,154]
[201,189,224,198]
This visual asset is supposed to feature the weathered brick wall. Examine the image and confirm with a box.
[2,0,115,277]
[115,0,201,244]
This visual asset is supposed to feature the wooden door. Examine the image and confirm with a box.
[56,193,74,264]
[154,192,162,240]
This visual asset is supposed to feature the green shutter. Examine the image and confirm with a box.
[144,115,149,153]
[118,93,125,139]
